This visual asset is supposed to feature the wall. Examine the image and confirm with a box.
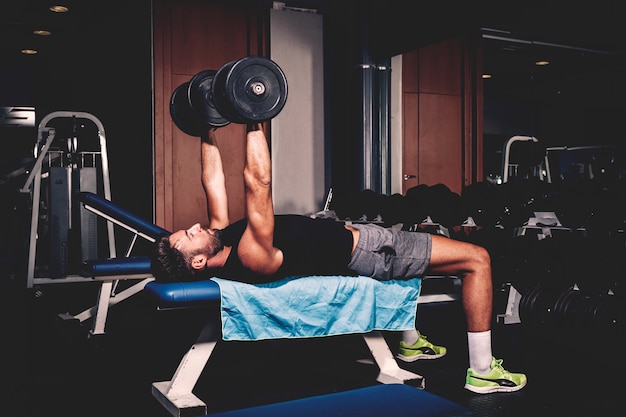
[390,54,404,195]
[269,8,325,215]
[401,37,482,196]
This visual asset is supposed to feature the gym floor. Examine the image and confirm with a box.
[1,274,624,417]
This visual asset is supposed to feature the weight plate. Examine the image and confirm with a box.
[533,285,559,326]
[212,59,243,124]
[188,69,230,128]
[555,289,584,324]
[223,56,288,123]
[519,283,540,325]
[170,82,207,137]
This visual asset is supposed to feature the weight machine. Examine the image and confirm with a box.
[21,111,115,286]
[19,111,152,336]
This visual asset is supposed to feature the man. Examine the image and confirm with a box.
[153,124,527,394]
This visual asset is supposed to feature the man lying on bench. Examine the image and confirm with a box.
[152,124,527,395]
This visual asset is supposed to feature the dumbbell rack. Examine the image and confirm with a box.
[20,111,116,288]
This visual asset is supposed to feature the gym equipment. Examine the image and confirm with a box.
[170,56,288,135]
[188,70,231,128]
[21,111,115,288]
[501,135,547,183]
[145,271,465,416]
[170,81,210,137]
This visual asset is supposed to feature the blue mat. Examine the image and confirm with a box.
[207,384,471,417]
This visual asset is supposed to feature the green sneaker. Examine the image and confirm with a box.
[465,357,527,394]
[397,333,447,362]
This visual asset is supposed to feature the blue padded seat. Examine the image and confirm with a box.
[206,384,471,417]
[81,255,152,277]
[144,280,221,309]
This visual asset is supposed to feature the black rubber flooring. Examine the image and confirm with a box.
[1,276,625,417]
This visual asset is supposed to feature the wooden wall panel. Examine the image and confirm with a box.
[402,49,419,94]
[418,93,462,189]
[401,36,481,196]
[154,0,267,232]
[402,92,419,193]
[170,4,250,75]
[418,38,462,96]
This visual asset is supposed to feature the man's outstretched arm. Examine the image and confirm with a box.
[238,124,283,275]
[201,129,230,230]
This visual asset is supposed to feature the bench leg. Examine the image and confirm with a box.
[58,278,154,336]
[362,331,425,388]
[152,315,221,417]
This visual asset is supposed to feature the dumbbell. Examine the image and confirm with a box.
[170,56,288,136]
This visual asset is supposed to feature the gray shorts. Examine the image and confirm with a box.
[348,223,432,281]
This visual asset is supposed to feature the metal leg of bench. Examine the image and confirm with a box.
[152,315,221,417]
[59,277,155,336]
[362,331,425,389]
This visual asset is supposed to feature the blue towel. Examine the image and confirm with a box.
[211,275,421,341]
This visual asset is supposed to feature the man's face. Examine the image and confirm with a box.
[168,223,217,269]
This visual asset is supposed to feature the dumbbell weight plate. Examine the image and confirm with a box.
[188,69,231,128]
[220,56,288,124]
[170,81,207,137]
[211,59,243,123]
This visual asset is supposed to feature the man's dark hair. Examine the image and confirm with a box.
[151,232,223,282]
[152,234,194,282]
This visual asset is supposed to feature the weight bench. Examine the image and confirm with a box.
[145,277,426,416]
[144,272,462,417]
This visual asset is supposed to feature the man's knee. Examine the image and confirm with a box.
[468,244,492,278]
[474,244,491,268]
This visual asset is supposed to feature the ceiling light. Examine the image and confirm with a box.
[49,5,69,13]
[535,60,550,66]
[33,30,52,36]
[21,49,38,55]
[482,74,492,79]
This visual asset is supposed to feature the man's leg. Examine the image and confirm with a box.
[427,235,527,393]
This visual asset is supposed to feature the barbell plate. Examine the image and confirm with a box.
[223,56,288,123]
[170,81,206,137]
[188,69,230,128]
[212,59,243,124]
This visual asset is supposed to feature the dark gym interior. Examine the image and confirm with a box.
[1,1,626,416]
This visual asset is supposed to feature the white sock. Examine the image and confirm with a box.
[401,329,420,345]
[467,330,493,374]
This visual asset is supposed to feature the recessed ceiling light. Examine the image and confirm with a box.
[33,30,52,36]
[535,60,550,66]
[21,49,38,55]
[482,74,492,79]
[49,5,69,13]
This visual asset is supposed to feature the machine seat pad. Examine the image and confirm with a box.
[81,255,152,277]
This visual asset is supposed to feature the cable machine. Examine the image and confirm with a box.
[21,111,115,288]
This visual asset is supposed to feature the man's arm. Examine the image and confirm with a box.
[201,129,230,230]
[238,124,283,275]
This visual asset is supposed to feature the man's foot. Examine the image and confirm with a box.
[397,333,447,362]
[465,357,527,394]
